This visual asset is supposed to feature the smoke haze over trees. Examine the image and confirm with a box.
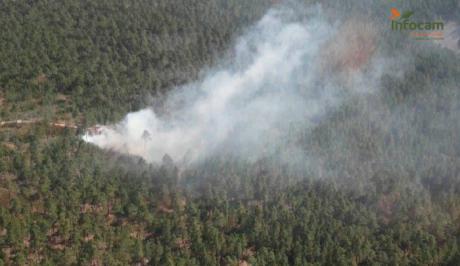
[1,0,460,265]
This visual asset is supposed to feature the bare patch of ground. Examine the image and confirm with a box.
[320,18,377,75]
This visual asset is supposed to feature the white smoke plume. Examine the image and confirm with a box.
[83,5,392,165]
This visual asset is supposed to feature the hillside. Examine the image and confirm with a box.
[1,0,460,265]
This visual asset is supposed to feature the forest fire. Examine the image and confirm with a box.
[2,1,459,264]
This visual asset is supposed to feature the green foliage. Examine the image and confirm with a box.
[1,0,460,265]
[0,0,272,123]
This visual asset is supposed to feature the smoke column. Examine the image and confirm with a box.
[83,5,389,165]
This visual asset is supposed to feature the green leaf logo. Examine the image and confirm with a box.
[400,11,414,20]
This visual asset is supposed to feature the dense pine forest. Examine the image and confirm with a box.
[1,0,460,265]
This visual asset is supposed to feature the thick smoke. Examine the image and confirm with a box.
[83,6,394,166]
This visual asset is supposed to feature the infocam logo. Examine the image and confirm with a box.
[389,8,444,40]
